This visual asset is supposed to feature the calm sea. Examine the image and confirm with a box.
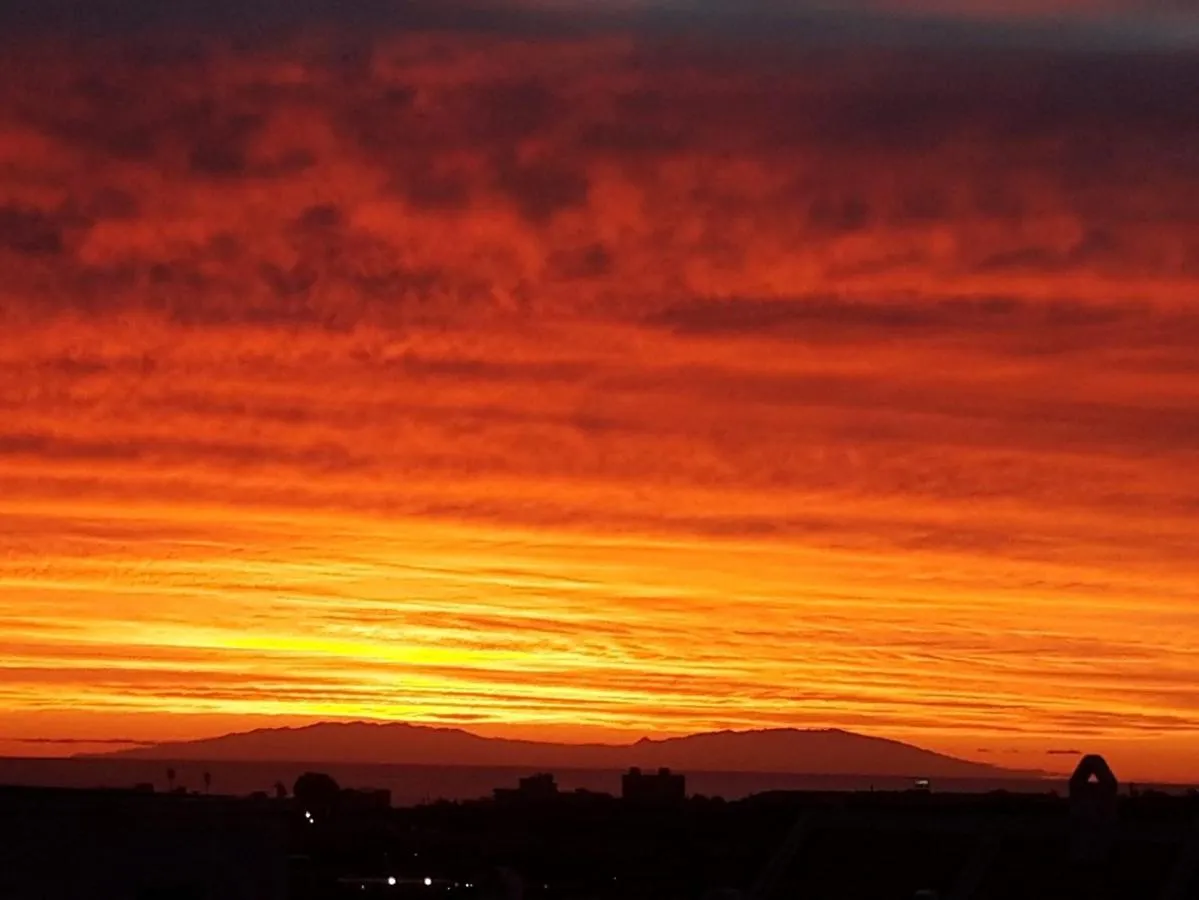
[0,757,1070,804]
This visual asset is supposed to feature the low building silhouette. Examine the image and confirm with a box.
[621,766,686,804]
[494,772,558,803]
[341,787,392,811]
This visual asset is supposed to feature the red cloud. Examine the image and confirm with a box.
[0,27,1197,781]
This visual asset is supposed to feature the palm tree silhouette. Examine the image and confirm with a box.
[203,771,212,794]
[166,767,176,792]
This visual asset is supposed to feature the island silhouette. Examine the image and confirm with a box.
[89,723,1046,779]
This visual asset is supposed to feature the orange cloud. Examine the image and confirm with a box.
[0,28,1197,782]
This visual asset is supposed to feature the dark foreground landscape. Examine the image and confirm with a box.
[3,755,1198,899]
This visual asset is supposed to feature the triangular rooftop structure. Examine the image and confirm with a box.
[1069,755,1117,795]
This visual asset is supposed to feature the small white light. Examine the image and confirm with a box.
[424,877,432,887]
[388,876,397,886]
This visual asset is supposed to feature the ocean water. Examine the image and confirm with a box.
[0,757,1068,804]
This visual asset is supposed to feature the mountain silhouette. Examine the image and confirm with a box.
[91,723,1040,778]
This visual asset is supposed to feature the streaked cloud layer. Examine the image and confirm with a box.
[1,17,1197,780]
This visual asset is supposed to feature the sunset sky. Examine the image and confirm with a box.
[1,0,1197,783]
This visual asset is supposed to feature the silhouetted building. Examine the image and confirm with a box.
[621,767,686,804]
[1069,754,1118,864]
[494,772,558,803]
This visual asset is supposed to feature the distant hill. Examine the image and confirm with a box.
[92,723,1039,779]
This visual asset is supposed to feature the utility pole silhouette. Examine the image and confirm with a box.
[747,811,817,900]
